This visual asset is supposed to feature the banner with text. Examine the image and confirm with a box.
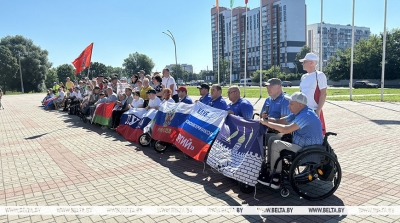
[116,108,148,142]
[175,103,227,161]
[152,102,194,144]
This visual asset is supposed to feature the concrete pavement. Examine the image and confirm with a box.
[0,93,399,222]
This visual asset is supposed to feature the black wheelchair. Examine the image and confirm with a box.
[240,114,342,201]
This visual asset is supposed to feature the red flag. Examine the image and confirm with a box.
[245,0,248,4]
[72,43,93,74]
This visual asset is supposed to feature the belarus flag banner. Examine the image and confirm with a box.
[116,108,148,142]
[92,102,114,126]
[152,102,194,144]
[206,115,265,186]
[72,43,93,74]
[175,102,228,161]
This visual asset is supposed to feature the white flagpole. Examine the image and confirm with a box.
[349,0,355,101]
[217,6,220,84]
[320,0,323,71]
[259,0,262,99]
[244,4,248,97]
[381,0,387,101]
[230,7,233,87]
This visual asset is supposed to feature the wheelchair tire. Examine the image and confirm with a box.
[288,149,341,201]
[154,140,168,153]
[239,182,255,194]
[138,133,151,147]
[280,188,290,198]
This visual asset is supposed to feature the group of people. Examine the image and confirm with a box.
[40,53,328,190]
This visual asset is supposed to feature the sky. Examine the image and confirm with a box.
[0,0,398,74]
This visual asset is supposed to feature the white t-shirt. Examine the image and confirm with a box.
[131,98,144,108]
[299,71,328,110]
[162,76,177,95]
[148,97,161,109]
[58,91,65,100]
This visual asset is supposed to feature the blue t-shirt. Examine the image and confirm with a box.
[227,98,254,119]
[199,93,212,104]
[260,93,291,119]
[285,107,323,147]
[180,96,193,104]
[207,96,228,110]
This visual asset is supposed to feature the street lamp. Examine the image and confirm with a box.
[17,52,25,94]
[162,30,178,81]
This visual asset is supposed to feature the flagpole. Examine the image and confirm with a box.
[230,6,233,87]
[259,0,262,99]
[320,0,323,71]
[349,0,355,101]
[380,0,387,101]
[217,5,220,84]
[244,3,248,97]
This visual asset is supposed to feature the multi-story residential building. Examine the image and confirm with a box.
[165,64,194,73]
[211,0,306,80]
[307,23,370,66]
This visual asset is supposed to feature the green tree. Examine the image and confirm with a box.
[170,64,184,83]
[0,35,52,92]
[294,45,311,73]
[123,52,155,76]
[105,66,127,78]
[56,64,75,82]
[252,65,286,83]
[384,29,400,80]
[81,62,107,79]
[45,68,59,89]
[0,45,19,93]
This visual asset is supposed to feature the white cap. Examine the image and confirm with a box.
[299,53,319,62]
[284,92,308,106]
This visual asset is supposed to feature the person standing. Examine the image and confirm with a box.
[299,53,327,135]
[161,68,178,102]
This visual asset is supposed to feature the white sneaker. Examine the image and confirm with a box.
[86,116,92,120]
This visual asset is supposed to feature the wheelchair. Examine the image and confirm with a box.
[242,114,341,201]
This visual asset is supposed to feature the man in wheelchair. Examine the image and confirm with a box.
[258,92,323,189]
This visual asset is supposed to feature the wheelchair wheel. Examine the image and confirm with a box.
[154,140,168,153]
[289,149,341,201]
[138,133,151,147]
[239,182,255,194]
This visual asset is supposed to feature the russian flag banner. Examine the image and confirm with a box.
[175,102,228,161]
[152,102,194,144]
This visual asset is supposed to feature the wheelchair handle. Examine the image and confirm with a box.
[325,132,337,137]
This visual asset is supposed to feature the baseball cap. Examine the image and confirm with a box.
[53,82,57,84]
[197,83,210,90]
[299,53,319,62]
[146,89,156,94]
[265,78,282,86]
[177,86,187,93]
[139,70,145,74]
[284,92,308,106]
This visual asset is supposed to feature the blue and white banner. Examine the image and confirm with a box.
[116,108,157,143]
[175,102,227,161]
[206,115,265,186]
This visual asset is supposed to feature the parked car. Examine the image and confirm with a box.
[238,78,253,86]
[220,81,226,86]
[353,80,380,88]
[282,81,292,87]
[262,82,268,87]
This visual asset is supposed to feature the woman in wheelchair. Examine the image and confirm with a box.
[258,92,324,189]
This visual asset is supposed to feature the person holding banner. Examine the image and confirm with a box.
[146,89,161,110]
[177,86,193,104]
[162,68,179,103]
[258,92,323,189]
[299,53,327,135]
[226,85,253,119]
[206,84,228,110]
[196,83,212,104]
[131,91,144,108]
[110,87,134,130]
[160,88,175,105]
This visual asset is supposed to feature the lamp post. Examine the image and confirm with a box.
[17,52,25,94]
[162,30,178,81]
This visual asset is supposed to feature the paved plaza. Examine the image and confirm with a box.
[0,93,399,222]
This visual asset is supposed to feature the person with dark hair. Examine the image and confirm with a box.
[162,68,179,102]
[131,74,139,89]
[152,75,163,99]
[196,84,211,104]
[206,84,227,110]
[131,91,144,108]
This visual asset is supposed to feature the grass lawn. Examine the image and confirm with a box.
[186,86,400,102]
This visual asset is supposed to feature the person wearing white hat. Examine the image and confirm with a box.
[257,92,323,189]
[299,52,327,135]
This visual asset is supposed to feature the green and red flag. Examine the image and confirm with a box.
[92,102,114,126]
[72,43,93,74]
